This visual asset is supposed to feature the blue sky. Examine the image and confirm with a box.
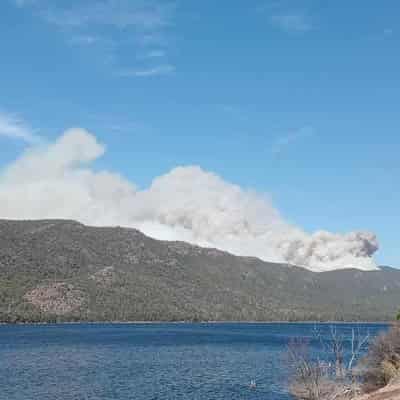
[0,0,399,267]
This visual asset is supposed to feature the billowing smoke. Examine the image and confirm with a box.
[0,128,379,272]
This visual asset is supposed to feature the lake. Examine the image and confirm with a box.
[0,323,388,400]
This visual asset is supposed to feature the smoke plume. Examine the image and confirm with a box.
[0,128,379,272]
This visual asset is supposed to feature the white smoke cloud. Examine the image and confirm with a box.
[0,128,379,272]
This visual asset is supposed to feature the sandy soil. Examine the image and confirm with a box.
[356,383,400,400]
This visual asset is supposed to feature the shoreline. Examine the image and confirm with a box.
[0,320,391,326]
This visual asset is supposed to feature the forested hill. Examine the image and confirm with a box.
[0,219,398,323]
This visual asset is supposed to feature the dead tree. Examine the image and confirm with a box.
[288,338,327,400]
[288,326,370,400]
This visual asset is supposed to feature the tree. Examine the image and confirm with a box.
[287,338,328,400]
[288,326,369,400]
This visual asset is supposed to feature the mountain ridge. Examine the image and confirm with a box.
[0,219,398,323]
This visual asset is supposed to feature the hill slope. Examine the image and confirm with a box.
[0,219,398,322]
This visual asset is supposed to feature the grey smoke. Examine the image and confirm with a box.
[0,128,379,272]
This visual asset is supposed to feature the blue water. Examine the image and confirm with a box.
[0,323,388,400]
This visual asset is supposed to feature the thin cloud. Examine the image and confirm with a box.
[270,13,312,33]
[13,0,37,7]
[143,50,166,58]
[368,28,395,42]
[41,1,174,30]
[257,1,313,33]
[67,34,103,46]
[118,64,175,77]
[383,28,393,37]
[272,126,314,156]
[0,112,41,144]
[13,0,177,77]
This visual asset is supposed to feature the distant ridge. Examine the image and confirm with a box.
[0,219,399,323]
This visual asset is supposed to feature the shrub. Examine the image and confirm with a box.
[360,324,400,393]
